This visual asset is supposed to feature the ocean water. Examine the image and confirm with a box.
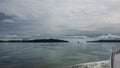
[0,37,118,68]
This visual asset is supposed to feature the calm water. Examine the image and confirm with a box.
[0,38,118,68]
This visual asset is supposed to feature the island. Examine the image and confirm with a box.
[87,39,120,42]
[0,39,69,43]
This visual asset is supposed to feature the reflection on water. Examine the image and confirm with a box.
[0,41,118,68]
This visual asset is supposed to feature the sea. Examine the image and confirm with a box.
[0,36,118,68]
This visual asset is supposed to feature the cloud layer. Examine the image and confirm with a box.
[0,0,120,36]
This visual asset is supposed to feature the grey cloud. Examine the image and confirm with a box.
[1,19,15,23]
[0,0,120,36]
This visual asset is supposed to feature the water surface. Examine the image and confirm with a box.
[0,38,118,68]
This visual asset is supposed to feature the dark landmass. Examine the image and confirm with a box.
[0,39,69,43]
[87,40,120,42]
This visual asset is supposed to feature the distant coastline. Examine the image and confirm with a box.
[87,34,120,43]
[87,40,120,42]
[0,39,69,43]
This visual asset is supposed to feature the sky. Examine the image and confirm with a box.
[0,0,120,37]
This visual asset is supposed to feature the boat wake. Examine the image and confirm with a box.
[64,60,110,68]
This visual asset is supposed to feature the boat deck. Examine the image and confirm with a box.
[111,45,120,68]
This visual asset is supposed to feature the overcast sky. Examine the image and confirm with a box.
[0,0,120,37]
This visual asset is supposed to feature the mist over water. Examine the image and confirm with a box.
[0,37,117,68]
